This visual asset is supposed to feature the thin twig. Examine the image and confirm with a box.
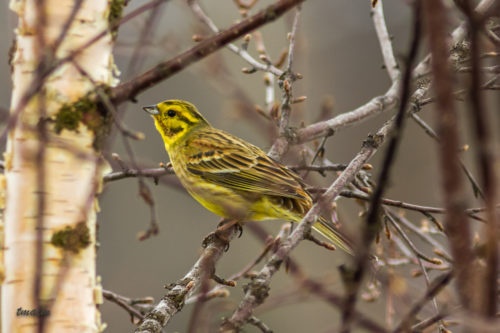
[410,308,456,332]
[392,272,454,333]
[102,289,151,322]
[247,316,273,333]
[103,166,174,183]
[302,130,334,178]
[290,163,347,172]
[337,189,495,221]
[33,1,48,331]
[267,6,302,160]
[410,112,485,199]
[187,0,283,77]
[387,210,452,262]
[372,0,399,82]
[384,212,441,265]
[385,210,447,329]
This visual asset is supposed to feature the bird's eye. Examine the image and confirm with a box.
[167,110,176,117]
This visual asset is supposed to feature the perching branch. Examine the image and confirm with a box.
[135,224,241,333]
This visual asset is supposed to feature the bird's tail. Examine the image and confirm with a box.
[312,217,354,255]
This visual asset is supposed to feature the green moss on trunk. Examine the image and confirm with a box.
[51,222,91,254]
[53,89,113,150]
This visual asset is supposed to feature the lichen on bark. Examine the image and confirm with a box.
[51,222,91,254]
[53,88,113,150]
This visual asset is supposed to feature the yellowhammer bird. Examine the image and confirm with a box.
[144,99,353,254]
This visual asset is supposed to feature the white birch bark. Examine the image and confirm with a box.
[1,0,118,331]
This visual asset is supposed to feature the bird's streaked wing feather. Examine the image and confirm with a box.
[186,132,307,200]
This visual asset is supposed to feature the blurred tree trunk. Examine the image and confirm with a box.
[1,0,119,331]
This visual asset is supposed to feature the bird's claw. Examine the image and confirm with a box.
[202,220,243,251]
[217,219,243,238]
[235,223,243,238]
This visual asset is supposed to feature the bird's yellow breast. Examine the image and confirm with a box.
[169,148,253,219]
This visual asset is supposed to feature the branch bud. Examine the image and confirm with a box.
[192,34,204,42]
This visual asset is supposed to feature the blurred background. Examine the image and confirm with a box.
[2,0,497,332]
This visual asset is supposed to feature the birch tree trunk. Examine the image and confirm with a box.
[1,0,119,331]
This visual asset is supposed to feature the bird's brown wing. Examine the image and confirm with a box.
[185,130,308,200]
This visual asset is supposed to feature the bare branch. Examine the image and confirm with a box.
[102,289,154,322]
[103,166,174,183]
[372,1,399,82]
[33,2,48,331]
[110,0,306,105]
[267,7,302,160]
[392,272,454,333]
[187,0,283,76]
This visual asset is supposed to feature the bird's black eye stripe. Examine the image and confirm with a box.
[167,109,176,117]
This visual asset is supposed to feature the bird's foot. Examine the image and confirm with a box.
[202,220,243,251]
[217,219,243,238]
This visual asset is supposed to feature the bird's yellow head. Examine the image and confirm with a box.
[143,99,209,150]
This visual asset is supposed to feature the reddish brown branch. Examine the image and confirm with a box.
[460,0,498,317]
[423,0,479,313]
[109,0,306,105]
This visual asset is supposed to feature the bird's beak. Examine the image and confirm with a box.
[143,105,159,115]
